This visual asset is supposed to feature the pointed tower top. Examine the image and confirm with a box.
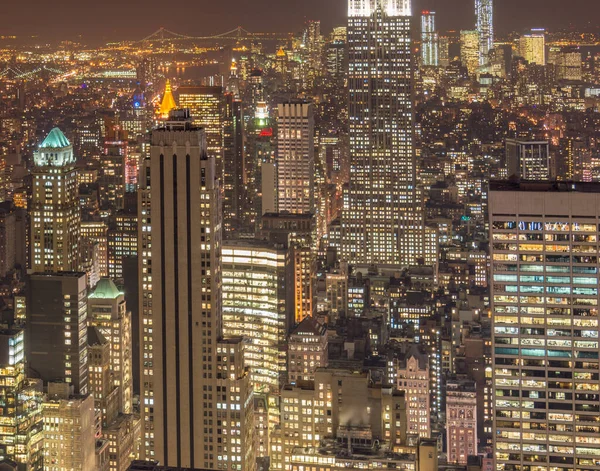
[159,79,177,118]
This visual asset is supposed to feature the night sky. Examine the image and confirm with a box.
[2,0,599,43]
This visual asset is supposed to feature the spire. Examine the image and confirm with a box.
[276,47,286,57]
[159,79,177,118]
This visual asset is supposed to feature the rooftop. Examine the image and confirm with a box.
[89,278,123,299]
[490,180,600,193]
[40,127,71,149]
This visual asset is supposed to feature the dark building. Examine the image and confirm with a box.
[26,272,88,395]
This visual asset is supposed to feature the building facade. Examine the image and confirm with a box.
[421,11,438,66]
[490,181,600,471]
[475,0,493,65]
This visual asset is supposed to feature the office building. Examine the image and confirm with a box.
[271,368,408,471]
[261,213,316,322]
[89,278,133,415]
[139,110,254,469]
[461,30,480,76]
[99,124,128,212]
[30,128,80,273]
[446,379,477,464]
[548,48,583,81]
[287,316,328,383]
[0,203,16,278]
[222,94,245,231]
[505,139,550,180]
[26,272,89,395]
[519,29,546,65]
[0,329,44,469]
[88,326,119,431]
[490,181,600,470]
[177,86,223,179]
[343,0,425,268]
[42,389,95,471]
[276,102,315,215]
[421,11,438,66]
[222,239,292,394]
[81,220,109,278]
[107,211,138,283]
[475,0,493,64]
[396,349,430,438]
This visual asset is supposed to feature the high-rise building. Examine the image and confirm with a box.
[505,139,550,180]
[396,349,430,438]
[177,86,224,179]
[343,0,425,268]
[107,211,138,283]
[421,11,438,66]
[139,110,254,469]
[548,47,583,81]
[42,387,96,471]
[80,220,109,278]
[26,272,89,395]
[519,29,546,65]
[460,30,480,76]
[30,128,80,273]
[89,278,133,415]
[490,181,600,470]
[261,213,316,323]
[475,0,493,65]
[222,94,245,231]
[88,326,119,431]
[0,329,44,469]
[99,123,128,211]
[222,239,292,394]
[0,202,16,278]
[446,379,477,464]
[276,102,315,215]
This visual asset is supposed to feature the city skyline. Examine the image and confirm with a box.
[1,0,600,42]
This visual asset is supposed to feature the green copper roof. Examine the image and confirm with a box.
[40,127,71,148]
[89,278,123,299]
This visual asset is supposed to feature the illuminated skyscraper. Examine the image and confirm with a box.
[490,181,600,470]
[30,128,80,272]
[222,93,245,231]
[343,0,425,268]
[421,11,438,66]
[519,29,546,65]
[475,0,493,65]
[139,110,254,468]
[460,30,480,76]
[276,102,315,214]
[177,86,224,179]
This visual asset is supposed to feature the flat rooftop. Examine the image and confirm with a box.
[490,180,600,193]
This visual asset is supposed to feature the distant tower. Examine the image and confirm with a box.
[30,128,80,273]
[276,101,315,215]
[461,30,480,75]
[475,0,493,65]
[421,11,439,66]
[158,79,177,118]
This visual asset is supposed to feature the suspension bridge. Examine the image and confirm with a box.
[0,65,67,81]
[137,26,291,43]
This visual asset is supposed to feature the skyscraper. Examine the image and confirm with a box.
[139,110,254,468]
[177,86,224,179]
[222,93,245,231]
[461,30,481,76]
[26,272,89,395]
[421,11,439,66]
[519,29,546,65]
[30,128,80,272]
[490,181,600,470]
[343,0,425,268]
[276,102,315,215]
[475,0,493,65]
[505,139,550,180]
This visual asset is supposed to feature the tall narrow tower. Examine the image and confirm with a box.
[475,0,493,65]
[343,0,424,267]
[139,110,254,469]
[30,128,80,272]
[421,11,439,66]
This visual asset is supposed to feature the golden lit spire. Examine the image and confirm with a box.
[276,47,286,58]
[159,79,177,118]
